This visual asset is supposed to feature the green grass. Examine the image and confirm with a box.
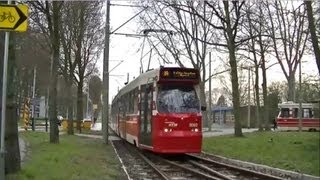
[203,131,320,176]
[6,132,125,180]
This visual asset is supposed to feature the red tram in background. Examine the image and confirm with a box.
[110,67,202,153]
[276,101,320,131]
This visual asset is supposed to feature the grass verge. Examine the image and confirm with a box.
[6,132,125,180]
[203,131,320,176]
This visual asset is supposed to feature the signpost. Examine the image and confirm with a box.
[0,4,28,32]
[0,2,28,180]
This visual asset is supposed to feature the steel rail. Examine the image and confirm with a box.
[189,160,233,180]
[137,152,171,180]
[162,159,221,180]
[187,154,282,180]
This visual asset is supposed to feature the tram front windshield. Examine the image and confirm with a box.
[157,85,200,113]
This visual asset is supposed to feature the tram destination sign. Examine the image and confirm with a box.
[160,68,199,80]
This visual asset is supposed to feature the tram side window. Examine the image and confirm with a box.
[120,97,126,118]
[280,108,290,117]
[126,94,130,114]
[303,108,312,118]
[133,88,139,113]
[293,108,298,118]
[128,92,133,113]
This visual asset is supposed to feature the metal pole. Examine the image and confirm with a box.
[208,52,212,131]
[86,86,89,118]
[102,0,110,144]
[45,86,49,132]
[247,68,251,129]
[1,2,11,178]
[298,58,302,132]
[32,67,36,131]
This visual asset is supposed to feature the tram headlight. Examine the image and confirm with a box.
[164,128,169,132]
[191,128,199,132]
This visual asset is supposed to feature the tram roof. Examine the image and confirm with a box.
[112,68,160,102]
[278,101,319,109]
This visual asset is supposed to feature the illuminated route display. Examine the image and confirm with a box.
[159,67,200,82]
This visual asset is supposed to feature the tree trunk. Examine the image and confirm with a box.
[246,6,262,131]
[49,1,61,143]
[229,47,242,136]
[66,83,74,135]
[77,79,83,133]
[261,50,270,131]
[4,105,20,174]
[224,1,242,137]
[0,31,21,174]
[287,73,296,101]
[305,1,320,74]
[254,66,262,131]
[17,80,23,123]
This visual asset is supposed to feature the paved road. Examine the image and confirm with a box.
[19,138,27,165]
[203,127,258,137]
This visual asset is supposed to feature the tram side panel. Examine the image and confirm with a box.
[276,102,320,131]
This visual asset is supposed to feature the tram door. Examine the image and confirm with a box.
[139,83,153,146]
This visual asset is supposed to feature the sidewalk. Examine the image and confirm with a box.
[19,138,27,166]
[203,127,258,137]
[202,123,258,137]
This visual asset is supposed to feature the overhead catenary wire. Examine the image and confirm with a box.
[110,3,147,8]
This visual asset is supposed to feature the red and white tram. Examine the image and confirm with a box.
[276,101,320,131]
[110,67,202,153]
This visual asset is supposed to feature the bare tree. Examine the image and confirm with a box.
[241,2,274,131]
[205,1,245,136]
[59,2,81,135]
[138,0,214,128]
[266,1,309,102]
[139,1,247,136]
[89,75,102,121]
[72,1,104,132]
[29,1,64,143]
[243,3,263,131]
[305,1,320,74]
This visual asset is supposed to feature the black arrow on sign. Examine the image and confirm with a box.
[13,5,27,29]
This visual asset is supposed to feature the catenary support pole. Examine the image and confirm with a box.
[208,52,212,131]
[247,68,251,129]
[298,57,302,132]
[86,85,89,118]
[32,66,36,131]
[102,0,110,144]
[0,2,11,179]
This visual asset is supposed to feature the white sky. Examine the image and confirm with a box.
[97,1,320,103]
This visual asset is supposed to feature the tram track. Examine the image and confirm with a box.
[185,154,282,180]
[141,152,283,180]
[112,140,166,180]
[112,139,284,180]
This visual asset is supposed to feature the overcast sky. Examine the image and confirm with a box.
[97,1,320,103]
